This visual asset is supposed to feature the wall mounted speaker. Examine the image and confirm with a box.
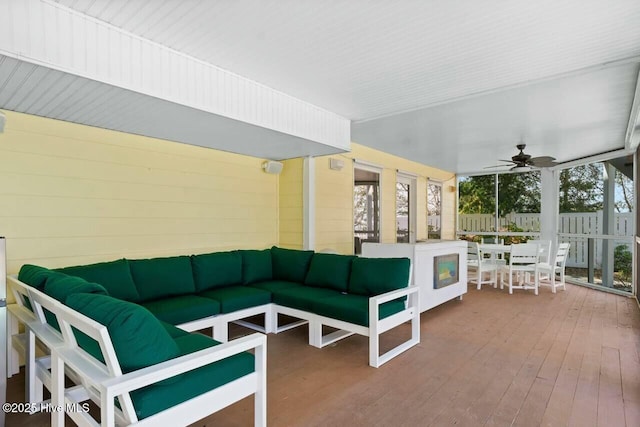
[0,111,5,134]
[262,160,283,174]
[329,158,344,170]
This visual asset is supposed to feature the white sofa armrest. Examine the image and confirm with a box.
[101,333,266,394]
[369,286,419,306]
[368,286,420,368]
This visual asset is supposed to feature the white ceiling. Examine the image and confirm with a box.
[353,62,640,174]
[14,1,640,172]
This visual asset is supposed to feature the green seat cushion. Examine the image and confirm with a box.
[271,286,343,311]
[141,295,221,325]
[271,246,314,283]
[43,272,109,303]
[191,251,242,291]
[56,259,140,302]
[65,293,180,373]
[240,249,273,284]
[248,280,302,293]
[129,256,196,302]
[349,257,411,296]
[311,294,406,327]
[130,333,255,419]
[304,253,355,292]
[199,286,271,313]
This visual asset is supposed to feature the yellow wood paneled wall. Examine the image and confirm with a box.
[314,143,457,254]
[0,111,278,273]
[315,157,354,253]
[278,158,304,249]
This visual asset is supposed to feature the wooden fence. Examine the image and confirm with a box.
[458,212,634,268]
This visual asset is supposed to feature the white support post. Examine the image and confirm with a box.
[264,305,275,334]
[303,156,316,251]
[368,305,380,368]
[212,324,229,343]
[254,337,267,427]
[308,320,322,348]
[602,162,616,287]
[26,330,43,407]
[7,313,19,376]
[540,169,559,251]
[101,391,116,427]
[50,352,64,427]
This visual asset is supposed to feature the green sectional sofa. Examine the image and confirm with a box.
[6,246,419,425]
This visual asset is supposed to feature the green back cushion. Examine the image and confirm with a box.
[18,264,56,311]
[66,293,180,372]
[240,249,273,285]
[271,246,314,283]
[304,253,355,292]
[348,257,411,296]
[191,251,242,291]
[18,264,53,290]
[129,256,195,302]
[43,272,108,303]
[56,259,140,302]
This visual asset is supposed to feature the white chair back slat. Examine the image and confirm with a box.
[509,243,540,265]
[501,243,541,295]
[527,240,551,263]
[555,242,571,265]
[537,242,572,293]
[468,242,499,289]
[467,242,479,262]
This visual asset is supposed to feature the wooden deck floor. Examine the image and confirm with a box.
[6,283,640,426]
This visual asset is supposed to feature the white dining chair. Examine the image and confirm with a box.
[501,243,541,295]
[537,242,571,293]
[468,242,499,290]
[527,239,551,263]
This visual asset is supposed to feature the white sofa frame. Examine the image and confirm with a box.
[181,285,420,368]
[7,268,420,422]
[271,285,420,367]
[6,276,267,427]
[8,276,421,377]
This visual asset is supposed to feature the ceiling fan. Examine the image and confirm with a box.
[488,144,558,172]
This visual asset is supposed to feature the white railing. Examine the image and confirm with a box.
[458,212,541,232]
[458,211,634,268]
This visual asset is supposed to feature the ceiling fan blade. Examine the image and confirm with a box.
[483,164,510,169]
[498,159,516,163]
[528,156,557,167]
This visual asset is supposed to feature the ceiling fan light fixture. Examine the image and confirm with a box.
[511,165,531,172]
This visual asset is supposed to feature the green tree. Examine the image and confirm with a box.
[458,175,495,214]
[458,172,540,216]
[498,172,540,214]
[615,169,634,212]
[558,164,602,213]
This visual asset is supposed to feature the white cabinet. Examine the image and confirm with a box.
[362,240,467,313]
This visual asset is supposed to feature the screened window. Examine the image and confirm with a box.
[354,167,380,254]
[427,182,442,239]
